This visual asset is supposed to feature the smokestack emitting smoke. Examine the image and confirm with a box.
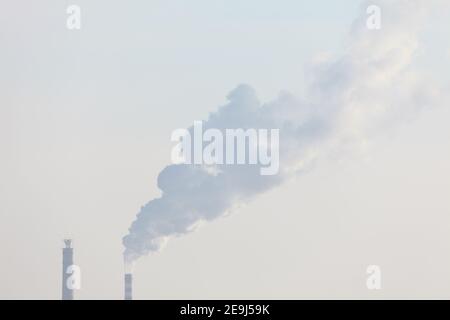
[62,239,74,300]
[123,0,447,264]
[124,273,133,300]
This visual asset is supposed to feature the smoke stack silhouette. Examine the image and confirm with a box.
[122,0,445,264]
[124,273,133,300]
[62,239,74,300]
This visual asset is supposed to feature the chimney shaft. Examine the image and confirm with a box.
[62,239,74,300]
[124,273,133,300]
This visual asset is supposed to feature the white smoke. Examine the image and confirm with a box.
[123,0,447,264]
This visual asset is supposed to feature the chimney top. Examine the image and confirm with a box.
[64,239,72,248]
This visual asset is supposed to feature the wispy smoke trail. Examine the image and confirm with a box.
[123,0,445,264]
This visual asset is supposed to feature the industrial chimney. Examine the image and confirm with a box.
[124,273,133,300]
[62,239,74,300]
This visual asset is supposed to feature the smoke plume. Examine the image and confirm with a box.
[123,0,446,264]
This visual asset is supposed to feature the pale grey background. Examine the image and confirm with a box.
[1,0,450,299]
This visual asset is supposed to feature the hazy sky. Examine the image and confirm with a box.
[1,0,450,299]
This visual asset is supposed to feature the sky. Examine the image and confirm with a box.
[1,0,450,299]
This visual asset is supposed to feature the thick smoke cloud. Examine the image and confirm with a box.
[123,0,446,264]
